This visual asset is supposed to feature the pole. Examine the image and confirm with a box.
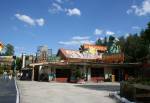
[13,56,16,77]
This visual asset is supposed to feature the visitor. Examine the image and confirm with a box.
[8,74,12,80]
[3,71,7,80]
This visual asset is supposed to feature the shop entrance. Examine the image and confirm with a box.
[56,69,71,82]
[91,68,104,82]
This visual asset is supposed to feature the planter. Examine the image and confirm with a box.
[77,79,85,84]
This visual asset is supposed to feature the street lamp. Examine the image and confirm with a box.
[13,56,16,77]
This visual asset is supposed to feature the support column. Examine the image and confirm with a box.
[32,66,35,81]
[83,65,87,81]
[87,67,91,81]
[54,68,56,81]
[52,67,56,81]
[38,66,42,81]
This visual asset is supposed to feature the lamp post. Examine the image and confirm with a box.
[13,56,16,77]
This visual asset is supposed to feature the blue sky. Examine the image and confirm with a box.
[0,0,150,56]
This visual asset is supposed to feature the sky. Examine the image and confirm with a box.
[0,0,150,56]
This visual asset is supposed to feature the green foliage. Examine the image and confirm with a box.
[95,22,150,63]
[117,22,150,63]
[95,38,103,45]
[74,69,84,79]
[5,44,14,56]
[125,34,149,62]
[16,57,22,70]
[95,37,107,46]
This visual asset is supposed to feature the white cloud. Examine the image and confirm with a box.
[58,35,94,46]
[94,28,103,35]
[36,18,45,26]
[100,37,104,40]
[58,40,94,46]
[66,8,81,16]
[132,26,141,30]
[15,14,45,26]
[49,1,82,16]
[58,41,79,45]
[126,9,133,14]
[106,30,115,35]
[72,36,90,40]
[124,33,130,39]
[127,0,150,16]
[15,14,35,26]
[49,3,63,13]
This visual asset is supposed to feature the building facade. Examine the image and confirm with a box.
[28,44,138,83]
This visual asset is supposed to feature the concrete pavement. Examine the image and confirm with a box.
[17,81,119,103]
[0,77,16,103]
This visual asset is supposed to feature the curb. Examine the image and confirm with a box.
[109,92,135,103]
[14,77,20,103]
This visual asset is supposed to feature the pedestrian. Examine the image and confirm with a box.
[3,71,7,80]
[8,74,12,80]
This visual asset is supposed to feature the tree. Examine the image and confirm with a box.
[140,22,150,60]
[16,57,22,70]
[120,34,149,62]
[5,44,14,56]
[95,38,103,45]
[103,37,107,46]
[117,36,126,52]
[95,37,108,46]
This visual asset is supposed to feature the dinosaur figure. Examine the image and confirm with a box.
[107,36,121,54]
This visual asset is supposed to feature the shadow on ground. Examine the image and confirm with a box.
[75,84,120,92]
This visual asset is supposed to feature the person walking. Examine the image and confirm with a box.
[3,71,7,80]
[8,74,12,80]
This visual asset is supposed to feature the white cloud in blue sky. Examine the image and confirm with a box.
[15,14,45,26]
[106,30,115,35]
[132,26,141,30]
[1,0,149,55]
[49,3,63,13]
[65,8,81,16]
[58,36,94,46]
[94,28,103,35]
[15,14,35,26]
[36,18,45,26]
[72,36,90,40]
[124,33,130,39]
[127,0,150,16]
[49,1,81,16]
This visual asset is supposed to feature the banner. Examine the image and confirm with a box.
[0,56,13,62]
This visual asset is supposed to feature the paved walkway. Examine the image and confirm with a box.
[0,77,16,103]
[17,81,119,103]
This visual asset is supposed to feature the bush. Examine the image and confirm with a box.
[75,69,84,79]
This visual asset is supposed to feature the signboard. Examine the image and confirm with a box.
[88,47,97,55]
[0,42,4,51]
[0,56,14,62]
